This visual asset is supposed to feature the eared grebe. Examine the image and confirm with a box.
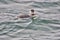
[17,9,36,18]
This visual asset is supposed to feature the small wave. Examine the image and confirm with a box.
[0,0,60,40]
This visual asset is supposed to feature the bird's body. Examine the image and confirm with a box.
[18,14,30,18]
[15,9,38,20]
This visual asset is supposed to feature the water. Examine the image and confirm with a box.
[0,0,60,40]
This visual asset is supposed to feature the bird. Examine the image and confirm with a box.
[14,9,39,20]
[14,9,37,20]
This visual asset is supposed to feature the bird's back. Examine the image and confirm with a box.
[19,14,30,18]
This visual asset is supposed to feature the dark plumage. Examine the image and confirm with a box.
[17,9,35,18]
[19,15,30,18]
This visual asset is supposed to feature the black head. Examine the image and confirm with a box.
[31,9,34,12]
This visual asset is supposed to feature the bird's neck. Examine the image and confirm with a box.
[31,12,34,14]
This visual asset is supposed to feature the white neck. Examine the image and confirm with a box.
[31,12,34,14]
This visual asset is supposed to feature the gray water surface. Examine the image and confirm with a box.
[0,0,60,40]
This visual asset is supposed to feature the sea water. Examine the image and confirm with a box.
[0,0,60,40]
